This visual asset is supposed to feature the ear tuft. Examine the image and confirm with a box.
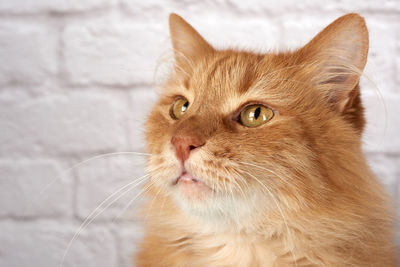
[169,13,214,68]
[299,13,369,112]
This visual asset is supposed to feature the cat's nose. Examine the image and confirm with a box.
[171,135,205,164]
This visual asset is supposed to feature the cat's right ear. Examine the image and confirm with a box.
[169,13,214,68]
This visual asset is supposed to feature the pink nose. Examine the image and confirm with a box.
[171,136,205,164]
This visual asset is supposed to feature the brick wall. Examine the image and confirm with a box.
[0,1,398,266]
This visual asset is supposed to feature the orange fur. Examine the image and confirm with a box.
[136,13,397,266]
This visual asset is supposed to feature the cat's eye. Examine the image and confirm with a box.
[170,97,189,120]
[239,104,274,127]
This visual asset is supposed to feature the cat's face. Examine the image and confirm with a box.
[145,14,368,224]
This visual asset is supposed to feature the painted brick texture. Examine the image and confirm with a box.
[0,0,399,266]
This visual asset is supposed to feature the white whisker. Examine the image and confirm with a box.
[40,151,150,196]
[60,174,149,267]
[144,180,164,221]
[112,180,154,223]
[237,161,291,187]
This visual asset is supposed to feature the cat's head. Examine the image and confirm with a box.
[145,13,368,226]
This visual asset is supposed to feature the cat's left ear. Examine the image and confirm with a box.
[169,13,214,68]
[298,13,368,111]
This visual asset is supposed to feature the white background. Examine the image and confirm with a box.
[0,0,399,266]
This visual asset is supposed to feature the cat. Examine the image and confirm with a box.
[136,13,397,266]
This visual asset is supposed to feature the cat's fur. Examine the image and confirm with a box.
[136,13,396,266]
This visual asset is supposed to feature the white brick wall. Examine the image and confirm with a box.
[0,1,398,266]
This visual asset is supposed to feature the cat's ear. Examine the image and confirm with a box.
[169,13,214,67]
[298,13,368,111]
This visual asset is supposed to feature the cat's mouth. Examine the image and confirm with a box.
[173,172,213,196]
[173,172,199,184]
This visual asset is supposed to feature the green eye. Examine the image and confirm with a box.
[239,104,274,127]
[170,97,189,120]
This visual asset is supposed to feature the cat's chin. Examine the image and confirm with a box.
[173,172,213,200]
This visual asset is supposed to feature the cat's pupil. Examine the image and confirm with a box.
[254,107,261,119]
[182,101,188,112]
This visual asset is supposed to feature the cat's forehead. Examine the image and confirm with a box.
[186,51,283,113]
[193,52,261,91]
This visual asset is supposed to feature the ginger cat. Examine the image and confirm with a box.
[136,13,397,266]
